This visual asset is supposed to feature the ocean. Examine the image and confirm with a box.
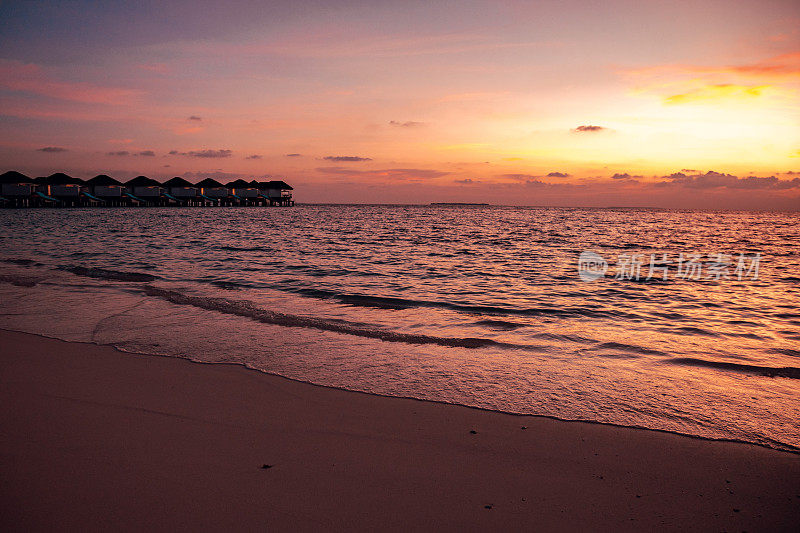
[1,205,798,451]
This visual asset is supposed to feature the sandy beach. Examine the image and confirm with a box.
[0,328,798,531]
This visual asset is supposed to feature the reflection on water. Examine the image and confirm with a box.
[1,205,798,450]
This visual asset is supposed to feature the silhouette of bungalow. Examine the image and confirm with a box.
[258,180,294,206]
[35,173,86,207]
[226,179,259,205]
[0,169,294,208]
[125,176,163,205]
[195,178,228,205]
[163,177,198,205]
[0,171,36,207]
[87,175,125,206]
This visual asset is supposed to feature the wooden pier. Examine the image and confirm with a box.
[0,171,294,208]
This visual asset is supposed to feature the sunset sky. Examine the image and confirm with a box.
[1,0,799,208]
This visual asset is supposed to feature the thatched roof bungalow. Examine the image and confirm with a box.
[0,170,35,197]
[125,175,163,198]
[163,177,197,199]
[87,174,124,198]
[225,179,259,198]
[260,180,293,199]
[196,178,228,199]
[36,173,84,198]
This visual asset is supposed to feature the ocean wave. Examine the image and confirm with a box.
[594,341,667,356]
[473,319,526,330]
[287,287,644,320]
[0,273,39,287]
[61,266,158,282]
[2,258,40,266]
[210,280,251,290]
[141,285,539,350]
[769,348,800,358]
[661,326,721,337]
[667,357,800,379]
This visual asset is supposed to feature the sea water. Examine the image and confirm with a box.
[1,205,798,450]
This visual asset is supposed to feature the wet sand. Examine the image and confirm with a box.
[1,329,798,531]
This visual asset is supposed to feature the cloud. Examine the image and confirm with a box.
[725,52,800,79]
[389,120,424,128]
[623,53,800,108]
[323,155,372,162]
[189,149,232,158]
[655,171,800,190]
[316,167,448,180]
[572,125,606,133]
[182,170,243,182]
[188,115,202,121]
[245,154,263,160]
[500,173,539,181]
[285,153,301,157]
[664,84,767,105]
[136,150,155,156]
[0,59,139,104]
[168,149,233,158]
[627,52,800,82]
[608,172,641,183]
[503,173,575,180]
[107,150,130,156]
[36,146,67,153]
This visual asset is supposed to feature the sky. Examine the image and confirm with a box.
[1,0,799,209]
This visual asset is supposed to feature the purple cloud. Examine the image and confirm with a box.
[323,155,372,162]
[572,125,606,133]
[389,120,424,128]
[37,146,67,153]
[316,167,448,180]
[170,149,233,158]
[655,171,800,190]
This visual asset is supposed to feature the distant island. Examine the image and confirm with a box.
[430,202,490,206]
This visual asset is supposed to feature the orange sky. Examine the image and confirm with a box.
[1,1,799,208]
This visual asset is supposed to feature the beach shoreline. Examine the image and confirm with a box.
[1,328,798,531]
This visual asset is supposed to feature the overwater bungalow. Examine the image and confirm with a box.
[259,180,294,206]
[0,171,36,207]
[86,175,125,206]
[125,176,163,205]
[35,173,85,207]
[0,169,294,208]
[226,179,260,205]
[195,178,228,205]
[163,177,198,205]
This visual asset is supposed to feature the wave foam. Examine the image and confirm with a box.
[142,285,533,350]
